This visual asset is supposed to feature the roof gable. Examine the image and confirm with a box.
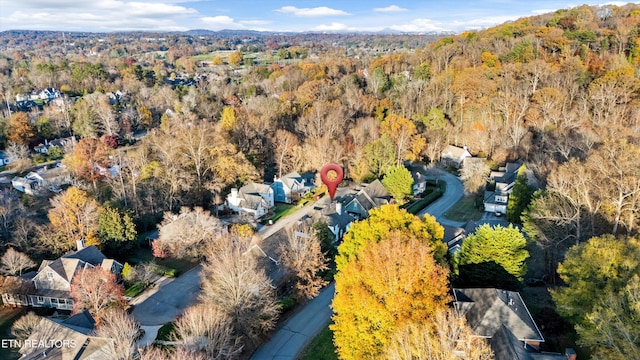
[454,288,544,342]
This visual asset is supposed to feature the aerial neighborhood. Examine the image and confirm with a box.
[1,2,640,360]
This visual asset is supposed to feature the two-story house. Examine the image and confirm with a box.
[226,183,275,219]
[271,171,314,204]
[29,243,123,311]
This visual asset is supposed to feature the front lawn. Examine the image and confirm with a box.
[126,247,197,277]
[443,195,484,222]
[124,281,147,297]
[299,325,337,360]
[263,203,297,224]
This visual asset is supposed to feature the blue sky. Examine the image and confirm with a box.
[0,1,637,33]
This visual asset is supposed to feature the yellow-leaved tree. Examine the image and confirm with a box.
[48,187,101,251]
[331,230,450,359]
[335,204,446,272]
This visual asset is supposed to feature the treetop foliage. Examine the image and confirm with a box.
[336,204,446,272]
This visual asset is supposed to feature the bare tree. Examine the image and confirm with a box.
[156,207,225,259]
[93,310,139,360]
[172,303,243,359]
[200,237,280,344]
[386,309,493,360]
[273,129,300,178]
[0,192,23,243]
[0,248,35,276]
[279,225,328,301]
[5,142,31,172]
[139,346,207,360]
[459,158,490,195]
[11,312,41,341]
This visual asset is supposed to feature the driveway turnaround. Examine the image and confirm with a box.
[131,265,202,326]
[251,282,335,360]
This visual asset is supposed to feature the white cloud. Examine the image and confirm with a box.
[0,0,197,31]
[201,16,245,30]
[276,6,350,17]
[313,22,349,31]
[390,18,444,32]
[373,5,408,13]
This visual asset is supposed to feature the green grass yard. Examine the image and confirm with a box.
[443,195,484,222]
[299,325,337,360]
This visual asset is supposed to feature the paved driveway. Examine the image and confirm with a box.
[418,169,466,227]
[131,265,202,326]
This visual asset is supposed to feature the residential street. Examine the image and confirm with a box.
[251,170,466,359]
[251,283,335,360]
[417,169,466,227]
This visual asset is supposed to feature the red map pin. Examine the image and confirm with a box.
[320,163,343,201]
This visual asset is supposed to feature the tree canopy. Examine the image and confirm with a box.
[454,224,529,288]
[382,165,414,205]
[336,204,446,272]
[332,230,450,360]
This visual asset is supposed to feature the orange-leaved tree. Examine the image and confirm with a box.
[331,230,450,359]
[70,267,126,323]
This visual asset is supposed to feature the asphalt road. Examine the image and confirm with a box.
[131,265,202,326]
[251,282,335,360]
[417,169,466,227]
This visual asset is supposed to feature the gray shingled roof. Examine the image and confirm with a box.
[491,325,568,360]
[454,288,544,342]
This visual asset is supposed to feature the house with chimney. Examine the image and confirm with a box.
[26,242,122,310]
[226,183,275,219]
[441,145,472,168]
[483,160,534,215]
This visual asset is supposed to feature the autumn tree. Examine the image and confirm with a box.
[70,267,126,322]
[273,129,300,178]
[172,302,243,359]
[332,231,450,359]
[380,114,425,164]
[199,236,280,344]
[156,207,225,259]
[454,224,529,289]
[97,204,137,254]
[386,309,494,360]
[6,112,35,145]
[93,310,140,360]
[381,165,414,205]
[364,135,396,178]
[48,187,101,250]
[228,51,242,67]
[0,248,35,276]
[64,137,111,189]
[336,204,446,272]
[279,225,329,301]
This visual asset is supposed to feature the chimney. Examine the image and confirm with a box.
[565,348,576,360]
[76,239,85,251]
[336,202,342,215]
[231,188,238,198]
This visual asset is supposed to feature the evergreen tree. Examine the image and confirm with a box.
[382,165,414,205]
[507,165,534,223]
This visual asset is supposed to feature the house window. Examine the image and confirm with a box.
[50,298,58,304]
[46,271,53,280]
[36,296,44,304]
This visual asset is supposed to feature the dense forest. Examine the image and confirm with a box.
[1,2,640,359]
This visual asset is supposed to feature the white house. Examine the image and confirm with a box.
[441,145,472,168]
[483,160,524,215]
[227,183,275,219]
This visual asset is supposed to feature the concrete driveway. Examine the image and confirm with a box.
[131,265,202,326]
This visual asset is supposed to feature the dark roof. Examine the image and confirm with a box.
[63,245,107,265]
[349,179,390,213]
[56,310,95,335]
[491,325,568,360]
[454,288,544,342]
